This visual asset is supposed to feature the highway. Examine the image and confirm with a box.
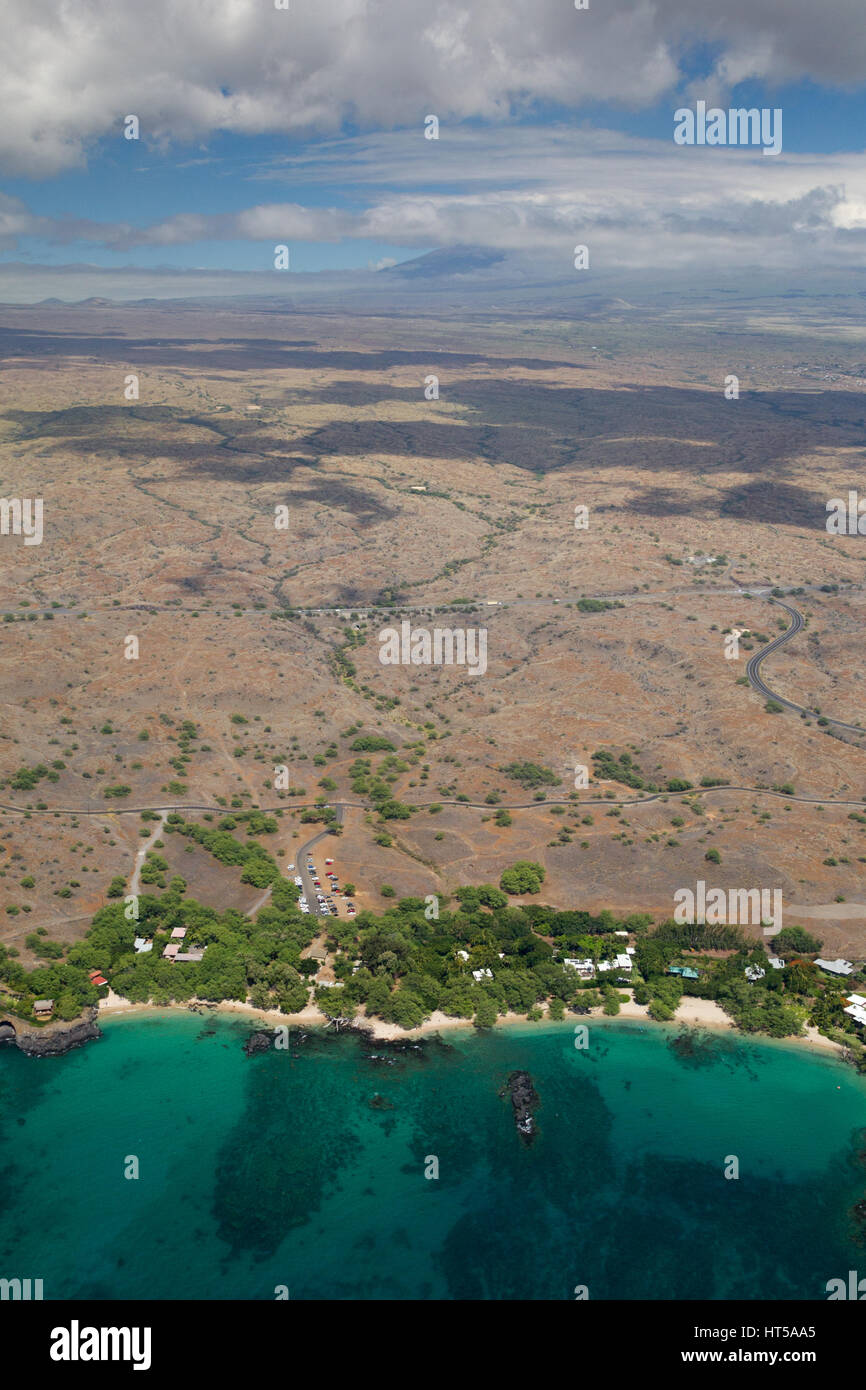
[744,591,864,736]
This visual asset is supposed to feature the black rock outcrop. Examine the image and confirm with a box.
[501,1069,540,1144]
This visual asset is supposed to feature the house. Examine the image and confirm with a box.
[162,942,180,960]
[844,993,866,1027]
[613,931,630,939]
[564,957,596,979]
[33,999,53,1018]
[133,937,153,954]
[815,958,856,977]
[745,965,766,982]
[668,965,700,980]
[170,927,187,940]
[174,950,205,963]
[456,950,470,962]
[472,968,493,981]
[598,954,632,973]
[767,956,785,970]
[88,970,109,988]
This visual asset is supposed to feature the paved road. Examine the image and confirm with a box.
[3,577,855,622]
[241,807,344,920]
[294,808,344,918]
[4,787,866,824]
[744,592,864,735]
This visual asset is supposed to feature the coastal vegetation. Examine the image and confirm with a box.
[1,825,864,1065]
[0,881,862,1070]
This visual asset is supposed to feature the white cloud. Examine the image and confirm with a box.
[19,128,863,273]
[0,0,863,175]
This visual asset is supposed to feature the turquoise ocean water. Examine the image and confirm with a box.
[1,1012,864,1300]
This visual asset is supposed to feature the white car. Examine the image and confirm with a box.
[299,904,310,914]
[294,876,303,887]
[287,862,295,871]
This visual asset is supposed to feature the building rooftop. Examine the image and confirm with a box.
[815,958,855,976]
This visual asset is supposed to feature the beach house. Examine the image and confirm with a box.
[815,958,856,977]
[843,993,866,1027]
[564,958,596,979]
[598,953,632,973]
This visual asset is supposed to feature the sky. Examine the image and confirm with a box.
[0,0,865,299]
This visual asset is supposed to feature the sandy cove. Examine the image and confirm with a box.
[97,988,847,1055]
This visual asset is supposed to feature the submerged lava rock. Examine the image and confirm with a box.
[501,1069,540,1145]
[242,1030,274,1057]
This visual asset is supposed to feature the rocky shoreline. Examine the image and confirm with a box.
[241,1017,428,1061]
[0,1007,102,1057]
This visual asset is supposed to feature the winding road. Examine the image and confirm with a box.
[743,590,864,735]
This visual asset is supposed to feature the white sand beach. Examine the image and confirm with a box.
[97,988,848,1055]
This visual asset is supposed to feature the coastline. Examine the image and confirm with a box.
[94,988,848,1058]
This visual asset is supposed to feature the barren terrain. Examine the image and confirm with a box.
[2,298,865,959]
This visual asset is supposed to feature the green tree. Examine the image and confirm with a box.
[500,861,546,895]
[473,994,498,1029]
[775,925,823,956]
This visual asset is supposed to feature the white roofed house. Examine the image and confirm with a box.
[843,993,866,1027]
[598,954,632,973]
[472,968,493,982]
[564,957,595,979]
[815,958,855,977]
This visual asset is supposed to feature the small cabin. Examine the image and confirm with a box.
[33,999,54,1019]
